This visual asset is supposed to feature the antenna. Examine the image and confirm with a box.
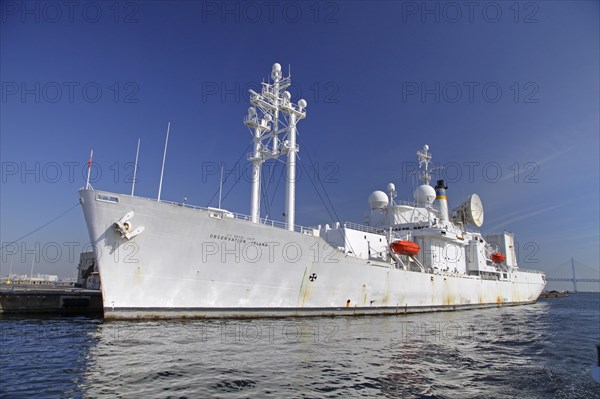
[218,164,224,209]
[157,122,170,202]
[415,144,442,185]
[85,149,93,189]
[131,138,140,196]
[416,145,432,184]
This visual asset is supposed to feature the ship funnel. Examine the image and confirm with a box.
[434,180,449,222]
[452,193,484,227]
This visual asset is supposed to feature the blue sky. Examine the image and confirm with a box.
[1,1,598,289]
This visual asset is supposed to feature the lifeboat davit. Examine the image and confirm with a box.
[390,240,420,256]
[491,252,506,263]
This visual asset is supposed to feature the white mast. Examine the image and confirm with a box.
[245,107,271,223]
[283,98,306,231]
[245,63,307,229]
[157,122,170,202]
[131,138,140,196]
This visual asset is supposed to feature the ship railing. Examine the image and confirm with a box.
[517,268,546,275]
[484,231,515,237]
[391,231,412,242]
[394,200,418,207]
[256,216,313,234]
[156,198,312,234]
[342,222,384,235]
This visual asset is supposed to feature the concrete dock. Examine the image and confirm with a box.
[0,285,102,315]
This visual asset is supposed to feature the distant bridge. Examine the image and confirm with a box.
[544,258,600,292]
[546,278,600,283]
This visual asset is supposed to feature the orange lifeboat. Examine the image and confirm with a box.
[491,252,506,263]
[390,240,420,256]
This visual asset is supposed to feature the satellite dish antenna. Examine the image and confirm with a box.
[452,194,484,227]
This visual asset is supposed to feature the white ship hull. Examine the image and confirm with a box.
[79,190,546,319]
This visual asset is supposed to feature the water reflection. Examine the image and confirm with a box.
[0,315,102,398]
[2,296,599,398]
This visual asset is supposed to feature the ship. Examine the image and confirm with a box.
[79,63,546,319]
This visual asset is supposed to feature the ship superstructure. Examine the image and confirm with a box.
[79,63,546,319]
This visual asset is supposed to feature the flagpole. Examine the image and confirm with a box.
[131,138,140,196]
[157,122,170,202]
[218,164,224,209]
[86,149,93,189]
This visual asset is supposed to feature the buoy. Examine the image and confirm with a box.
[390,241,420,256]
[491,253,506,263]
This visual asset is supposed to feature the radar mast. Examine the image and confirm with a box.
[416,144,432,185]
[244,63,307,231]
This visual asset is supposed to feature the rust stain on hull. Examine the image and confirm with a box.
[361,284,367,306]
[297,268,312,307]
[382,272,391,306]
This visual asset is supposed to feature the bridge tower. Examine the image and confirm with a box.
[571,257,578,293]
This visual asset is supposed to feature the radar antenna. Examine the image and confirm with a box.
[416,145,442,185]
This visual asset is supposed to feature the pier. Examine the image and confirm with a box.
[0,284,102,315]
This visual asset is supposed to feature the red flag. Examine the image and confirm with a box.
[87,150,93,168]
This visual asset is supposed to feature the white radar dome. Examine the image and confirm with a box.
[414,184,436,205]
[298,99,307,109]
[368,191,389,209]
[271,63,282,80]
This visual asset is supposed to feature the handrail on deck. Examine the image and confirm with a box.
[150,197,311,234]
[342,222,384,234]
[517,268,546,275]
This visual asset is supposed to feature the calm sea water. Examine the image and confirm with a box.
[1,294,599,398]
